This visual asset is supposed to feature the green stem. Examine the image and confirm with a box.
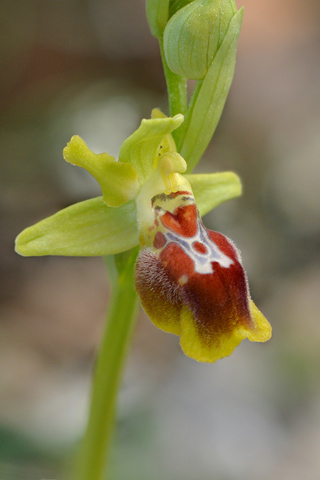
[159,37,187,142]
[77,248,139,480]
[176,79,203,165]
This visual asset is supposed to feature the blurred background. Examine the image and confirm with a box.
[1,0,320,479]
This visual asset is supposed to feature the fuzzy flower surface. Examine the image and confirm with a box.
[15,109,271,362]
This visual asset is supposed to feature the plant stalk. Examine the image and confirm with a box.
[77,249,139,480]
[159,37,187,139]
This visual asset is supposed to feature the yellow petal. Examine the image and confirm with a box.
[63,135,139,207]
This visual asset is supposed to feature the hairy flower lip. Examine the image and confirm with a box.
[135,185,271,363]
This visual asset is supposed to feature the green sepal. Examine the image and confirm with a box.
[187,171,242,217]
[15,197,139,257]
[119,113,184,184]
[180,8,244,171]
[63,135,139,207]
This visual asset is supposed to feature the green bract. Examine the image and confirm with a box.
[180,7,244,171]
[15,110,241,258]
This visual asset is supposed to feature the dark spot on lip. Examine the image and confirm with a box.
[192,241,208,254]
[153,232,166,249]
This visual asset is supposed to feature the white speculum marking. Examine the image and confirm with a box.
[165,221,233,274]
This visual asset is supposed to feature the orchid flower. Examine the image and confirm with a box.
[15,109,271,363]
[15,2,273,477]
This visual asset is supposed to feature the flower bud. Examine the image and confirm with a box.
[163,0,238,80]
[146,0,194,38]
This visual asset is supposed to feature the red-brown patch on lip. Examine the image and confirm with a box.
[192,241,207,254]
[207,230,238,260]
[158,231,254,348]
[160,242,195,281]
[182,260,252,347]
[161,204,198,237]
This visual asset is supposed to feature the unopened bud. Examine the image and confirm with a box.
[164,0,238,80]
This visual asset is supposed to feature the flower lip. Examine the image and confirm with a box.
[135,185,271,363]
